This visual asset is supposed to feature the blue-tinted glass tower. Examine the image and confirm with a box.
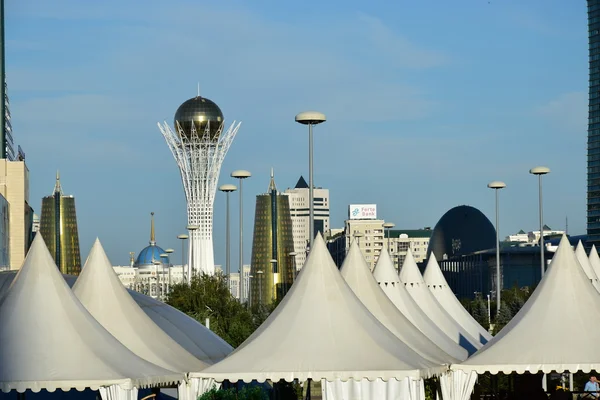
[588,0,600,246]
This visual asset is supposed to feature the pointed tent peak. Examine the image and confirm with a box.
[295,175,309,189]
[399,248,425,285]
[268,168,277,192]
[575,239,597,280]
[53,170,62,194]
[340,240,366,273]
[372,249,400,283]
[423,253,448,288]
[150,212,156,245]
[589,245,600,276]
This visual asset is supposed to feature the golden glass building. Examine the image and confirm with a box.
[249,171,295,307]
[39,172,81,275]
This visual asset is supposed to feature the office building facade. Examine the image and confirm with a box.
[284,176,330,271]
[39,173,81,275]
[589,0,600,246]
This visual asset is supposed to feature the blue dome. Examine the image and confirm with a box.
[135,244,168,267]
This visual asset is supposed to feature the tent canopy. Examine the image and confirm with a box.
[0,235,182,393]
[372,250,468,361]
[589,245,600,283]
[192,234,444,383]
[576,241,600,287]
[340,242,458,364]
[73,239,208,373]
[398,249,480,355]
[453,235,600,374]
[423,254,492,345]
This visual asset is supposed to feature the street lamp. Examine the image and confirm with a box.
[153,260,162,300]
[165,248,174,293]
[289,252,297,282]
[219,184,237,283]
[530,166,550,278]
[186,225,199,285]
[487,180,506,314]
[231,170,251,305]
[383,222,395,252]
[177,234,188,283]
[295,111,326,251]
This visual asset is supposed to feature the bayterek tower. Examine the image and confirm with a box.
[158,95,240,277]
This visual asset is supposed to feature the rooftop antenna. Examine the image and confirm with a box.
[197,82,200,97]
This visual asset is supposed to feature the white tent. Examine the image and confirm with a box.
[589,245,600,282]
[340,242,458,364]
[192,234,443,391]
[0,271,233,365]
[448,235,600,399]
[73,239,212,400]
[576,241,600,291]
[0,235,182,397]
[423,253,492,345]
[398,249,481,355]
[372,250,468,361]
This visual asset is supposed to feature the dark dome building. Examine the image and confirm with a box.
[174,96,224,141]
[427,205,495,261]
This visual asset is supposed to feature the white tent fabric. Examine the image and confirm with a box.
[372,250,468,361]
[73,239,209,373]
[589,245,600,283]
[0,271,233,365]
[322,377,425,400]
[99,386,138,400]
[576,241,600,291]
[453,235,600,375]
[398,249,481,355]
[73,240,211,400]
[192,234,444,383]
[439,370,478,400]
[0,235,182,393]
[340,242,458,364]
[423,254,492,345]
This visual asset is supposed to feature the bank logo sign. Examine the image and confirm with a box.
[349,204,377,220]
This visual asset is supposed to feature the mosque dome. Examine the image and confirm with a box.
[134,212,168,269]
[174,96,224,142]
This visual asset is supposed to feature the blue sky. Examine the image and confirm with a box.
[5,0,587,266]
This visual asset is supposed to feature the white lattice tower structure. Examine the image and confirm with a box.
[158,113,240,276]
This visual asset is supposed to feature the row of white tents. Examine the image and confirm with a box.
[0,230,598,400]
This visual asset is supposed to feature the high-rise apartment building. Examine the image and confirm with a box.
[284,176,330,271]
[0,159,33,270]
[39,172,82,275]
[588,0,600,246]
[249,171,295,307]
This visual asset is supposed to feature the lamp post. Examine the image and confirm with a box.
[153,260,162,300]
[177,234,188,280]
[295,111,326,251]
[160,253,169,300]
[383,222,395,252]
[186,225,199,285]
[219,184,237,284]
[231,170,251,305]
[487,180,506,314]
[486,293,491,329]
[530,166,550,278]
[165,248,174,294]
[289,251,297,282]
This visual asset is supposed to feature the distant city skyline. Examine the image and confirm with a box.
[6,0,585,265]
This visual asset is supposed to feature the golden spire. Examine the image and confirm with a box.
[150,212,156,245]
[268,167,277,193]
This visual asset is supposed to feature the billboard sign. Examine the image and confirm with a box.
[349,204,377,220]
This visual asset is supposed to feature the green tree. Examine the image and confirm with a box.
[471,298,490,330]
[167,274,257,347]
[493,301,513,335]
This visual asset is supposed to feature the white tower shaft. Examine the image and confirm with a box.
[158,120,241,276]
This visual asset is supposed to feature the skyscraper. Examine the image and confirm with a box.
[589,0,600,246]
[158,94,240,277]
[39,172,81,275]
[250,170,295,307]
[284,176,330,271]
